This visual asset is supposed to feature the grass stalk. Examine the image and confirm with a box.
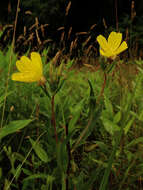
[0,0,20,128]
[65,124,71,190]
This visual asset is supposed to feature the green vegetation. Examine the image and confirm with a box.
[0,46,143,189]
[1,1,143,190]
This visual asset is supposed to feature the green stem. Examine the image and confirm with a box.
[40,84,51,99]
[65,124,71,190]
[40,84,58,144]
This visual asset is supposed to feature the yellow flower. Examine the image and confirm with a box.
[11,52,44,83]
[97,31,128,59]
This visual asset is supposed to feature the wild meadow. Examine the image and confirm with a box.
[0,1,143,190]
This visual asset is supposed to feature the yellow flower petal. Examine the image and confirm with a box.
[114,41,128,55]
[11,52,44,83]
[97,35,110,52]
[11,72,39,82]
[108,32,122,51]
[100,49,114,58]
[30,52,43,75]
[16,56,32,72]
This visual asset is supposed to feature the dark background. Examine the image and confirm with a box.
[0,0,142,32]
[0,0,143,54]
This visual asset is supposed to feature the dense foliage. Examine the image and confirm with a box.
[0,47,143,189]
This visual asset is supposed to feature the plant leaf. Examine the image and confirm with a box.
[29,137,50,163]
[0,119,33,140]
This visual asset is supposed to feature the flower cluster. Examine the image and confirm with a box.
[11,31,128,83]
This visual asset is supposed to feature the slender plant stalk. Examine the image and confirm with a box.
[40,84,51,99]
[71,113,93,154]
[51,94,58,144]
[6,131,46,190]
[119,159,136,190]
[97,72,107,103]
[40,84,58,144]
[65,124,71,190]
[0,0,20,128]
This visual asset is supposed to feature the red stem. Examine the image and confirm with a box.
[98,72,107,102]
[51,95,58,144]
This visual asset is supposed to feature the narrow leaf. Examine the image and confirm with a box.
[104,95,114,117]
[29,137,50,163]
[102,118,120,135]
[113,111,121,124]
[0,120,33,140]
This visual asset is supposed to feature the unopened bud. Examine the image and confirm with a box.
[10,105,14,112]
[38,76,46,86]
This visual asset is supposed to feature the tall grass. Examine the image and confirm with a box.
[0,48,143,189]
